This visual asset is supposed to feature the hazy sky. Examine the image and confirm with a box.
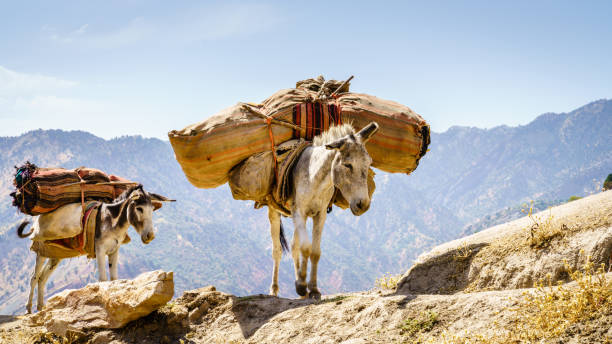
[1,1,611,139]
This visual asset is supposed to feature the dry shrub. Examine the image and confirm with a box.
[522,201,565,248]
[374,273,401,290]
[0,331,82,344]
[454,243,473,262]
[32,332,82,344]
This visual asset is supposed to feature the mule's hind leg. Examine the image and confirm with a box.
[308,212,326,300]
[292,212,310,297]
[27,255,46,314]
[268,207,282,296]
[37,258,61,311]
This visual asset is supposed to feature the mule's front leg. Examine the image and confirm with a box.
[292,213,310,297]
[268,207,282,296]
[108,250,119,281]
[27,256,46,314]
[95,244,108,281]
[308,212,326,300]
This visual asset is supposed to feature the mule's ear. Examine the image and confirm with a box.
[149,193,175,202]
[356,122,380,143]
[325,138,347,151]
[149,192,175,211]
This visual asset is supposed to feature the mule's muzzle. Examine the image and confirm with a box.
[350,199,370,216]
[142,231,155,244]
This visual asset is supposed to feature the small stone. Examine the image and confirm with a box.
[91,330,115,344]
[189,301,210,323]
[168,304,189,328]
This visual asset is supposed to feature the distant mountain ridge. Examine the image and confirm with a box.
[0,98,610,314]
[401,98,611,220]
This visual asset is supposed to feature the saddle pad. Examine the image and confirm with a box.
[31,201,100,259]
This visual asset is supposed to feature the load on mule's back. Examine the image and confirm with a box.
[168,76,430,298]
[11,163,174,313]
[168,75,430,190]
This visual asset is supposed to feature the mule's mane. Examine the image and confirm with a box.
[112,184,144,203]
[312,124,355,146]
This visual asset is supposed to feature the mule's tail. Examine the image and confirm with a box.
[279,220,289,253]
[17,221,33,238]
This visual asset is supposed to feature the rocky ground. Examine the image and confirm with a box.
[1,191,611,343]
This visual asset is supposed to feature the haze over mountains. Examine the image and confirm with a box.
[0,99,610,314]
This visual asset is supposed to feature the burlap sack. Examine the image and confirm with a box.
[228,139,305,202]
[168,77,430,189]
[228,139,376,212]
[228,151,275,201]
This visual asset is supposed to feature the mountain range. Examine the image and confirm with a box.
[0,98,610,314]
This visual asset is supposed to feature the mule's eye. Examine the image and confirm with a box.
[136,207,143,213]
[344,163,353,171]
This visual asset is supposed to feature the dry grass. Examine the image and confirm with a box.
[509,256,611,342]
[418,255,612,343]
[375,273,402,291]
[470,197,611,271]
[0,330,81,344]
[399,311,439,337]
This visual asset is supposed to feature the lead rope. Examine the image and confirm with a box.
[17,179,32,213]
[266,117,280,183]
[79,179,86,215]
[327,188,338,214]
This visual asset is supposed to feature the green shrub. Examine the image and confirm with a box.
[604,174,612,191]
[399,311,439,336]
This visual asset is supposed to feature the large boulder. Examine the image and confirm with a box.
[30,270,174,336]
[397,191,612,294]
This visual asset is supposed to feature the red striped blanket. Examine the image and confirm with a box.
[11,162,135,216]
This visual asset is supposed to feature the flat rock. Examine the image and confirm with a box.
[30,270,173,335]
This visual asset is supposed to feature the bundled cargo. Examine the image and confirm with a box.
[228,138,376,214]
[29,201,101,258]
[168,76,430,189]
[11,162,136,216]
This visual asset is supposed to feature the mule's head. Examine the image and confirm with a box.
[325,122,379,215]
[123,185,173,244]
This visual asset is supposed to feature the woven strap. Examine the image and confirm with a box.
[265,117,280,183]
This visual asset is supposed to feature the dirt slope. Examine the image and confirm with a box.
[1,191,611,343]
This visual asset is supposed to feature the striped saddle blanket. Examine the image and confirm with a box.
[31,201,132,259]
[31,201,100,259]
[11,163,134,216]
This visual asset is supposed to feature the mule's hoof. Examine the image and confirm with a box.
[295,281,308,296]
[309,290,321,300]
[269,284,279,297]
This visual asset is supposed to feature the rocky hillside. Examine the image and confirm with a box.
[401,98,612,220]
[0,99,611,315]
[1,190,610,343]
